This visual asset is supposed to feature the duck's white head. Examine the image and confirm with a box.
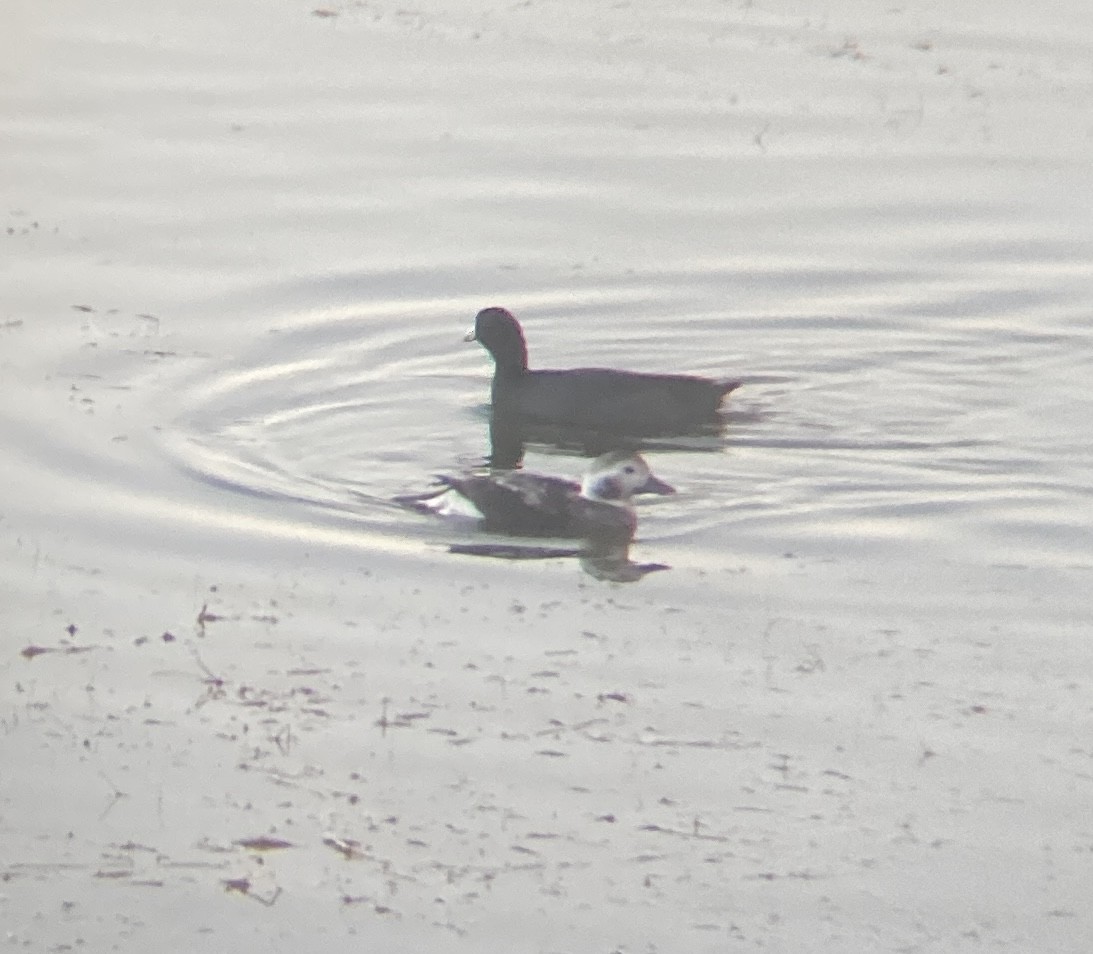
[580,451,675,504]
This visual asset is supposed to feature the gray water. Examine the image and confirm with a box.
[4,2,1092,951]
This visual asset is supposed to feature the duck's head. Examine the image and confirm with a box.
[580,451,675,504]
[465,307,529,373]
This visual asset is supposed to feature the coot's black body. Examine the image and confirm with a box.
[466,306,740,434]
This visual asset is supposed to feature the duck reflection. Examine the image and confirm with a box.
[578,536,670,583]
[447,538,669,583]
[396,451,673,583]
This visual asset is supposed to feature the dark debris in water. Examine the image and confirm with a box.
[323,836,365,861]
[234,836,294,852]
[196,602,226,634]
[20,643,96,661]
[222,877,283,907]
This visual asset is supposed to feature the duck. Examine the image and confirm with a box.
[466,306,741,434]
[396,450,674,542]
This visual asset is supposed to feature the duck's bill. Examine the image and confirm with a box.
[463,327,477,342]
[638,475,675,496]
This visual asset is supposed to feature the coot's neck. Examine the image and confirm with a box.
[490,367,525,402]
[489,344,529,383]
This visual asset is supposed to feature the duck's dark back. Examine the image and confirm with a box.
[441,471,579,537]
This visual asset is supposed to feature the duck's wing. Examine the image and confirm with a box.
[441,472,582,536]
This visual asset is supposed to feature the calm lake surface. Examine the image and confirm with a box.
[3,1,1092,951]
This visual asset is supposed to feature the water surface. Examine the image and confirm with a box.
[3,1,1092,951]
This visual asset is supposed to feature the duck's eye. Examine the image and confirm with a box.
[623,465,635,474]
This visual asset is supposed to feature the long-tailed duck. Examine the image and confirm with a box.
[396,450,674,542]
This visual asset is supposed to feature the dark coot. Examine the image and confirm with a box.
[466,306,741,434]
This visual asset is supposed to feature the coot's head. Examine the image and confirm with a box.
[465,307,529,374]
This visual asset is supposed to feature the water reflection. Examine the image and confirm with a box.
[485,409,731,470]
[578,537,671,583]
[448,539,670,583]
